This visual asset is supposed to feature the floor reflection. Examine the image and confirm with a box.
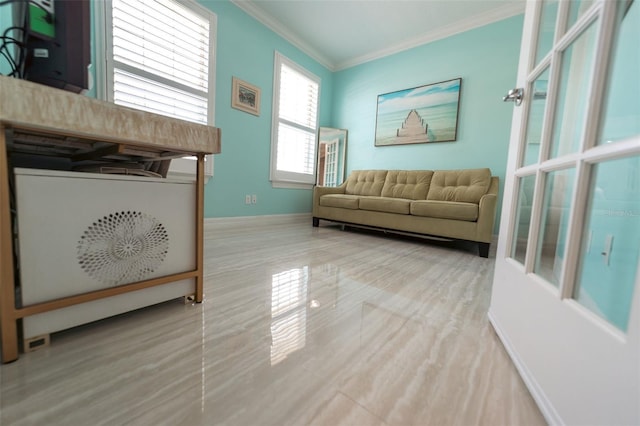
[270,266,309,365]
[0,223,546,425]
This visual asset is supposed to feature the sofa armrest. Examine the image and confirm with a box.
[313,183,347,217]
[476,177,499,242]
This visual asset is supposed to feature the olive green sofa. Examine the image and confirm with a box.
[312,169,499,257]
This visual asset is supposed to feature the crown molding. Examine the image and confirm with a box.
[335,2,525,71]
[231,0,335,71]
[231,1,525,72]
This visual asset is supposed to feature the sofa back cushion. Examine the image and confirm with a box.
[381,170,434,200]
[427,168,491,203]
[345,170,387,196]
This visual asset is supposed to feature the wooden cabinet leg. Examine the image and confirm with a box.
[1,126,19,363]
[195,154,204,303]
[1,320,18,363]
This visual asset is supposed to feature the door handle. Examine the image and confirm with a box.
[503,88,524,106]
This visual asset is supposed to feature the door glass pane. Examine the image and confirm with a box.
[511,174,537,264]
[534,168,575,286]
[567,0,596,31]
[534,0,560,66]
[522,68,550,167]
[597,0,640,146]
[574,156,640,332]
[549,21,598,159]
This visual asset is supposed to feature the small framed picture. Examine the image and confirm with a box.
[231,77,261,116]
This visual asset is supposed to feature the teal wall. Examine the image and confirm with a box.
[197,0,333,217]
[0,4,16,75]
[2,1,523,224]
[331,15,524,230]
[0,0,333,218]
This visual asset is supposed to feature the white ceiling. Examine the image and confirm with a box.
[232,0,526,71]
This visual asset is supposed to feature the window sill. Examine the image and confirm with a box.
[271,181,314,190]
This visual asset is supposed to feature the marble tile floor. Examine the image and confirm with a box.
[0,220,546,426]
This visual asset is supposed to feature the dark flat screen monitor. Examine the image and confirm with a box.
[24,0,90,93]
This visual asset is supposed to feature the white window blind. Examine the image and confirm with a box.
[111,0,211,125]
[271,52,320,187]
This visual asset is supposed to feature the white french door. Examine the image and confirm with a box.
[490,0,639,424]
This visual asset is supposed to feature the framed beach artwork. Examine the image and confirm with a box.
[231,77,261,116]
[374,78,462,146]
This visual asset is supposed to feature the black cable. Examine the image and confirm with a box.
[0,0,54,77]
[0,4,20,75]
[3,26,25,37]
[0,49,17,73]
[0,39,20,59]
[0,7,30,77]
[0,38,20,76]
[0,27,25,77]
[1,37,25,76]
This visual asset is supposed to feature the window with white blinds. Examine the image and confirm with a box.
[98,0,216,177]
[109,0,213,125]
[270,52,320,187]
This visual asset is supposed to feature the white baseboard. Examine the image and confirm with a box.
[488,310,563,426]
[204,213,311,229]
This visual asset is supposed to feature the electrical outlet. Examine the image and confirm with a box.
[251,194,257,204]
[245,195,251,204]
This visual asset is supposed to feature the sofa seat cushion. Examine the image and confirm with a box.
[319,194,360,209]
[359,196,411,214]
[345,170,388,196]
[411,200,479,221]
[427,168,491,203]
[381,170,434,199]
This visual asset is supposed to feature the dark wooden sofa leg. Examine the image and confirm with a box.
[312,217,319,227]
[478,242,490,258]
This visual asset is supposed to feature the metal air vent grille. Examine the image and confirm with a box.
[77,211,169,286]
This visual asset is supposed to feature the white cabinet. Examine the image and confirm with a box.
[15,168,196,340]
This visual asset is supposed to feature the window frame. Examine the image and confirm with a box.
[94,0,217,179]
[270,51,321,189]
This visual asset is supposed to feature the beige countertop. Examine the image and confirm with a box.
[0,76,221,156]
